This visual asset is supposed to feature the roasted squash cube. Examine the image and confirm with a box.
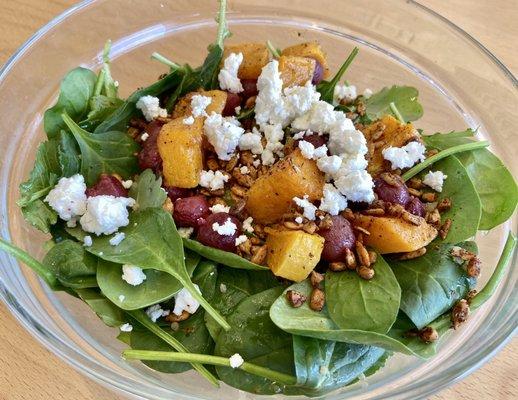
[223,43,270,79]
[266,229,324,282]
[158,117,204,188]
[172,90,228,119]
[281,42,330,79]
[361,115,420,176]
[355,214,437,254]
[278,55,316,88]
[246,149,325,224]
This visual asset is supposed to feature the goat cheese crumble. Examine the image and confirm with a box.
[120,323,133,332]
[146,304,169,322]
[295,216,304,224]
[191,95,212,117]
[141,132,149,141]
[199,170,229,191]
[317,155,342,175]
[44,174,87,221]
[136,95,167,121]
[212,218,238,236]
[109,232,126,246]
[293,195,318,220]
[239,166,250,174]
[333,84,357,104]
[423,170,447,192]
[80,195,135,235]
[218,52,244,93]
[382,141,426,170]
[209,204,231,214]
[83,235,93,247]
[229,353,244,369]
[334,169,375,203]
[178,227,194,238]
[235,235,248,246]
[173,285,201,316]
[239,129,264,154]
[121,265,147,286]
[204,113,245,160]
[242,217,254,233]
[319,184,348,215]
[183,115,195,125]
[121,180,133,189]
[363,88,373,99]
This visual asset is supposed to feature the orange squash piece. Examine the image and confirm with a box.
[172,90,227,119]
[278,55,316,88]
[281,42,330,79]
[223,43,270,79]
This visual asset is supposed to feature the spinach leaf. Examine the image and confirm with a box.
[389,241,477,329]
[364,86,423,122]
[44,67,97,139]
[204,267,282,340]
[421,156,481,243]
[75,288,125,327]
[165,65,201,111]
[43,239,98,289]
[68,208,230,330]
[62,113,139,185]
[325,255,401,333]
[423,132,518,230]
[20,199,57,233]
[183,238,268,271]
[199,0,231,90]
[81,95,124,131]
[214,287,295,395]
[58,130,80,176]
[317,47,359,104]
[128,169,167,210]
[96,251,200,310]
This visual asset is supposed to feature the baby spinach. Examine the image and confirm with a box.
[68,208,230,330]
[183,238,268,271]
[423,131,518,230]
[325,255,401,333]
[43,239,98,289]
[214,287,296,395]
[96,251,200,310]
[128,169,167,210]
[44,67,97,139]
[364,86,423,122]
[58,130,80,177]
[388,241,477,329]
[204,267,282,340]
[62,113,139,185]
[20,200,57,233]
[317,47,359,104]
[75,288,126,327]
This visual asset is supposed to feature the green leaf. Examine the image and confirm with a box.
[214,287,295,395]
[317,47,359,103]
[81,95,124,131]
[75,288,126,327]
[388,241,477,329]
[165,65,201,111]
[62,113,139,185]
[183,238,268,271]
[20,200,57,233]
[423,132,518,230]
[58,130,80,177]
[365,86,423,122]
[325,255,401,333]
[128,169,167,210]
[44,67,97,139]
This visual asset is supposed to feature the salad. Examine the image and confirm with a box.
[1,0,517,396]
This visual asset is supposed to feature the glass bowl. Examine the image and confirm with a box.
[0,0,516,399]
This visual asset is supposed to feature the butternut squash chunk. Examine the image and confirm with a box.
[158,117,204,188]
[281,42,330,79]
[172,90,227,119]
[355,214,437,254]
[361,115,420,176]
[223,43,270,79]
[278,55,316,88]
[266,229,324,282]
[246,149,325,224]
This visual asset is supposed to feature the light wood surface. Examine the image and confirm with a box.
[0,1,516,399]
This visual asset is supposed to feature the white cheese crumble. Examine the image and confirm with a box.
[136,95,167,121]
[423,170,447,192]
[209,204,231,214]
[240,166,250,174]
[334,170,375,203]
[295,216,304,224]
[120,323,133,332]
[219,283,227,293]
[212,218,238,236]
[66,218,78,228]
[333,84,357,104]
[382,141,426,170]
[218,52,244,93]
[183,115,195,125]
[141,132,149,141]
[173,285,201,316]
[121,179,133,189]
[242,217,254,233]
[319,184,348,215]
[317,155,342,175]
[80,195,135,235]
[235,235,248,246]
[83,235,93,247]
[363,88,373,99]
[178,227,194,238]
[298,140,328,160]
[204,113,245,160]
[44,174,87,221]
[118,294,125,302]
[239,129,264,154]
[121,265,147,286]
[199,170,229,191]
[191,95,212,117]
[293,195,318,220]
[229,353,244,368]
[252,159,261,168]
[146,304,169,322]
[109,232,126,246]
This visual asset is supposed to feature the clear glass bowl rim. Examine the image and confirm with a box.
[0,1,516,399]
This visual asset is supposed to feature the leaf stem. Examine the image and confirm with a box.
[266,40,281,58]
[151,52,183,71]
[389,101,405,123]
[123,350,298,386]
[328,47,359,89]
[215,0,229,48]
[125,310,220,387]
[401,141,490,181]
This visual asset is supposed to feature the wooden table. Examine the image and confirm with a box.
[0,1,516,399]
